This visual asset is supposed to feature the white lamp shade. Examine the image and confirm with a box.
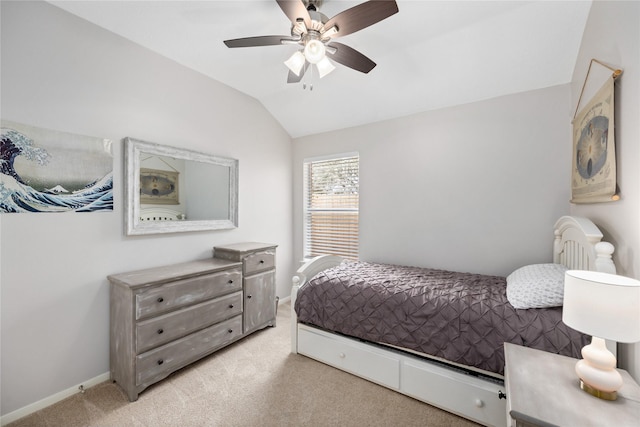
[563,270,640,343]
[304,39,326,64]
[316,56,335,79]
[284,51,306,76]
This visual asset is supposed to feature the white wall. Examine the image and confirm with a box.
[294,84,572,277]
[569,0,640,381]
[0,1,293,417]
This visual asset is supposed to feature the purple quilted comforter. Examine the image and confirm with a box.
[294,261,589,375]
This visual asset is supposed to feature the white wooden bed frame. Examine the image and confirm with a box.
[290,216,616,427]
[139,207,185,222]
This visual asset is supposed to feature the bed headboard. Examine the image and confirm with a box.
[553,216,616,274]
[139,207,186,222]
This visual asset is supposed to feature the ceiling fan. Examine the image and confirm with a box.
[223,0,399,83]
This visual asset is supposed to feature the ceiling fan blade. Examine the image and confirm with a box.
[326,42,376,74]
[224,35,297,48]
[287,62,310,83]
[323,0,399,38]
[276,0,312,28]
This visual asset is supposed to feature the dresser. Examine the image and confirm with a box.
[109,245,277,401]
[504,343,640,427]
[213,242,278,334]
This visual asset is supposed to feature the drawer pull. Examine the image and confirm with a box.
[259,260,265,264]
[157,297,164,303]
[157,329,164,335]
[157,359,164,365]
[228,329,233,333]
[228,279,234,284]
[339,352,346,359]
[247,295,252,299]
[498,390,507,400]
[474,399,484,408]
[229,304,234,309]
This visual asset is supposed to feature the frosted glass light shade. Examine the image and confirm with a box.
[316,56,335,78]
[284,51,306,76]
[304,39,326,64]
[563,270,640,343]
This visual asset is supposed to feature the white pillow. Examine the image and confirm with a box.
[506,263,568,309]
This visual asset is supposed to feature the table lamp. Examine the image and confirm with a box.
[563,270,640,400]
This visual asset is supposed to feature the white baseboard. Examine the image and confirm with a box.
[2,297,292,424]
[1,372,110,426]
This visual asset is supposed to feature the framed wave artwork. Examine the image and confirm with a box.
[0,120,113,213]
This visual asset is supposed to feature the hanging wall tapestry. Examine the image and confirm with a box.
[0,120,113,213]
[571,63,621,203]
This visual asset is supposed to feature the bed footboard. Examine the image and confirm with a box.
[291,255,343,354]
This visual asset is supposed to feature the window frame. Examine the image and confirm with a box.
[303,152,359,261]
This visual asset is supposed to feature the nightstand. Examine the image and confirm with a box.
[504,343,640,426]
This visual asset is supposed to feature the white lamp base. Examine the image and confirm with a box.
[575,337,622,401]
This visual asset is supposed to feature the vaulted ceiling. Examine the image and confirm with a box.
[48,1,592,138]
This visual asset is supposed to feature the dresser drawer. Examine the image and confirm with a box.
[244,250,275,275]
[136,315,242,386]
[136,291,243,353]
[135,269,241,319]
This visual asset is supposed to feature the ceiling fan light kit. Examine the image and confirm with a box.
[284,51,306,76]
[224,0,399,85]
[303,38,326,64]
[316,56,336,78]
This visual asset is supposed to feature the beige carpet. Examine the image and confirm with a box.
[8,302,478,427]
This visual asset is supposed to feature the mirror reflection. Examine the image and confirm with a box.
[125,137,238,235]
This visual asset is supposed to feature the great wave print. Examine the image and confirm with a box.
[0,120,113,213]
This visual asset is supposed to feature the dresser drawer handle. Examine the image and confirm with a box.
[247,295,252,299]
[157,329,164,335]
[157,297,164,303]
[259,260,265,264]
[229,304,234,309]
[228,279,234,284]
[228,329,233,334]
[157,359,164,365]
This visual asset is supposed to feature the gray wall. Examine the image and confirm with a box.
[2,0,639,420]
[293,84,572,278]
[569,0,640,381]
[292,0,640,384]
[1,1,293,416]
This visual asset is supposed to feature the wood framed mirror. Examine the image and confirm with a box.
[124,137,238,235]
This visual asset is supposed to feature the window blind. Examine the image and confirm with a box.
[304,155,359,260]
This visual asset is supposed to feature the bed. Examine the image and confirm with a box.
[290,216,616,427]
[139,207,186,222]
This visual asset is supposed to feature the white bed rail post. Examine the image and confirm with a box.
[290,273,305,354]
[594,242,616,274]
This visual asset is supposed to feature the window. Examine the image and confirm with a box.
[303,154,359,260]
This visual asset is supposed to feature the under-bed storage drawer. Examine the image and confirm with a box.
[401,359,507,427]
[298,325,400,389]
